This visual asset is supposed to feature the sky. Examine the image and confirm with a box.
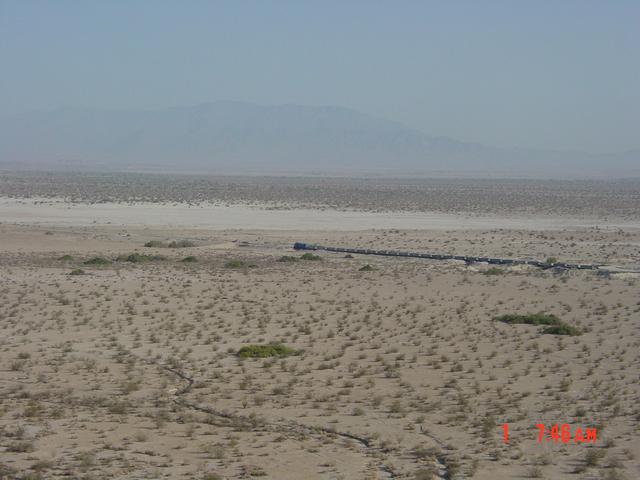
[0,0,638,153]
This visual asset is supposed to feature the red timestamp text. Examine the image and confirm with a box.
[502,423,597,444]
[536,423,597,444]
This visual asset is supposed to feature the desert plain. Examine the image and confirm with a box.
[1,173,639,480]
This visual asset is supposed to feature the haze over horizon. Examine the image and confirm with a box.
[1,1,639,174]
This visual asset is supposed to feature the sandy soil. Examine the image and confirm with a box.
[1,176,639,479]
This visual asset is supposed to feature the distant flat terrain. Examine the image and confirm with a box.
[1,172,639,219]
[2,197,640,233]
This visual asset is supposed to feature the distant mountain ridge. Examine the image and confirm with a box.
[0,101,637,177]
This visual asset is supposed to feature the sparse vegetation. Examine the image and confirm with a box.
[541,323,582,336]
[83,256,111,265]
[1,179,638,479]
[116,253,167,263]
[169,240,196,248]
[483,267,503,275]
[300,252,321,261]
[224,259,255,268]
[496,312,581,335]
[144,240,196,248]
[237,344,299,359]
[278,255,299,262]
[495,313,561,326]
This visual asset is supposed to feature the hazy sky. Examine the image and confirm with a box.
[1,0,638,153]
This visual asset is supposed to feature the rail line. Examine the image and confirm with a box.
[293,242,600,270]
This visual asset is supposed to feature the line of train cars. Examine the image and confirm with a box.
[293,242,598,270]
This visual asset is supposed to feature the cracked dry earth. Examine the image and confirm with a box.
[1,225,639,479]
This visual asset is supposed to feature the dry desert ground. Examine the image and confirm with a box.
[1,174,639,480]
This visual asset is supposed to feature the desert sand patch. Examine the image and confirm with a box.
[1,220,639,479]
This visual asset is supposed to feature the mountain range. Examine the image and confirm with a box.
[0,101,637,177]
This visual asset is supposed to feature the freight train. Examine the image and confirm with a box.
[293,242,598,270]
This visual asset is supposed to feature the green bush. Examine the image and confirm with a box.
[83,257,111,266]
[144,239,195,248]
[542,324,582,336]
[116,253,167,263]
[224,259,255,268]
[237,344,299,359]
[181,256,197,263]
[483,267,503,275]
[546,257,558,264]
[278,255,299,262]
[168,240,195,248]
[496,313,581,336]
[359,264,375,271]
[69,269,85,276]
[58,254,73,261]
[300,252,321,261]
[495,313,561,326]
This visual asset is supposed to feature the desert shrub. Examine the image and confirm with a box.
[413,468,437,480]
[483,267,503,275]
[225,259,255,268]
[202,474,223,480]
[58,254,73,261]
[83,257,111,266]
[481,415,497,436]
[542,324,581,336]
[300,252,321,261]
[144,239,195,248]
[182,256,197,263]
[389,400,404,414]
[495,313,561,326]
[0,463,17,478]
[412,446,438,460]
[116,253,167,263]
[546,256,558,264]
[237,344,299,359]
[242,466,267,477]
[359,264,375,271]
[168,240,195,248]
[278,255,299,262]
[69,269,85,276]
[77,452,96,470]
[527,466,543,478]
[144,240,167,248]
[7,441,35,453]
[107,401,128,415]
[32,459,54,472]
[496,313,581,336]
[584,449,605,467]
